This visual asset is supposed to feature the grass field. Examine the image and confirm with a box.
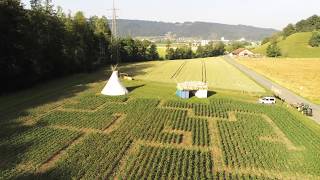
[254,32,320,58]
[157,46,167,58]
[125,57,266,93]
[238,58,320,104]
[1,61,320,179]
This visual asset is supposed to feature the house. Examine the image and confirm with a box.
[231,48,254,57]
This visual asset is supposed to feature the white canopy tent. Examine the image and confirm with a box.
[101,69,128,96]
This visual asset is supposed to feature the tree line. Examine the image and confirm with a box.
[165,42,226,60]
[261,15,320,57]
[283,15,320,47]
[0,0,159,93]
[282,15,320,37]
[262,15,320,48]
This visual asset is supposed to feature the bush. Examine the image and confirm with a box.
[195,42,225,58]
[165,46,194,60]
[309,31,320,47]
[266,42,281,57]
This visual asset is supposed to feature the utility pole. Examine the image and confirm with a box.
[111,0,118,38]
[110,0,120,63]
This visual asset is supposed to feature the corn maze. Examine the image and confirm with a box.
[1,93,320,179]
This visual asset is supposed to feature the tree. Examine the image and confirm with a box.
[88,16,111,64]
[295,15,320,32]
[261,37,270,45]
[165,48,175,60]
[225,41,248,52]
[266,42,281,57]
[195,42,225,58]
[147,44,159,60]
[282,24,296,38]
[0,0,31,91]
[309,31,320,47]
[196,46,205,58]
[0,1,155,93]
[30,0,42,10]
[212,42,226,56]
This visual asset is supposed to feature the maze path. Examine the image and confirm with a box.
[160,101,319,179]
[104,113,126,134]
[36,133,85,173]
[32,97,320,179]
[260,114,304,151]
[208,120,224,169]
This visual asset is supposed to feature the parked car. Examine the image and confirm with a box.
[259,97,276,104]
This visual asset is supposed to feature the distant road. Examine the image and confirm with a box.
[224,56,320,124]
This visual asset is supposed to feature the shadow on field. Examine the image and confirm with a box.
[0,122,34,175]
[17,167,72,180]
[189,90,216,98]
[119,63,154,77]
[208,91,217,98]
[127,84,145,92]
[0,62,155,125]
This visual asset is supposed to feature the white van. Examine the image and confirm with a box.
[259,97,276,104]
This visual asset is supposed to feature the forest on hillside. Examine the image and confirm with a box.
[116,19,278,41]
[260,15,320,57]
[263,15,320,44]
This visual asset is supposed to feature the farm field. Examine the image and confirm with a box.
[238,58,320,104]
[1,62,320,179]
[127,57,266,93]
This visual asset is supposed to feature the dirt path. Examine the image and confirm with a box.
[224,56,320,124]
[217,166,320,180]
[36,133,85,173]
[260,114,304,151]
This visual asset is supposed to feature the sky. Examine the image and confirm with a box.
[21,0,320,30]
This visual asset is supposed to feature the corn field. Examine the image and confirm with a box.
[1,92,320,179]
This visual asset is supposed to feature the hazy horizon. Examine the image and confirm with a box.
[21,0,320,30]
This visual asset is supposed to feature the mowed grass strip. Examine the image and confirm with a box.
[131,60,183,83]
[175,59,203,82]
[238,58,320,104]
[132,58,265,93]
[205,58,265,92]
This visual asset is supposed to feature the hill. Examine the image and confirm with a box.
[254,32,320,57]
[116,19,278,41]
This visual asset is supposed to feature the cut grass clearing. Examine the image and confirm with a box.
[238,58,320,104]
[127,57,265,93]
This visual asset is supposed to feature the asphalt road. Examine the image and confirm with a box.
[224,56,320,124]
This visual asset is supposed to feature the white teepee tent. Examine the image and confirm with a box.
[101,66,128,96]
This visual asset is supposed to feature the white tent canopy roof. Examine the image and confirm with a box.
[101,71,128,96]
[177,81,208,91]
